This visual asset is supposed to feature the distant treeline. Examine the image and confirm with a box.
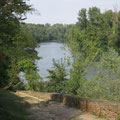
[22,23,73,43]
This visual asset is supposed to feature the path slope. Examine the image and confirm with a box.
[16,91,106,120]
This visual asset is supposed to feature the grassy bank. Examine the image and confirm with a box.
[0,90,31,120]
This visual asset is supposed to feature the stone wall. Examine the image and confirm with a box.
[23,91,120,119]
[51,94,120,119]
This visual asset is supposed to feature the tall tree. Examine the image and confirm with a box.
[77,8,88,30]
[0,0,40,90]
[66,7,120,99]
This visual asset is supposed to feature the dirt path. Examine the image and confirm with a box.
[16,91,106,120]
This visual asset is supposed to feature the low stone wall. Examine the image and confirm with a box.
[23,91,120,119]
[51,94,120,119]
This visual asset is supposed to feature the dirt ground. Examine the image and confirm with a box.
[16,91,106,120]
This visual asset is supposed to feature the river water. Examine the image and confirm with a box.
[36,41,70,80]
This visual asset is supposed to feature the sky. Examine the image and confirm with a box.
[24,0,120,25]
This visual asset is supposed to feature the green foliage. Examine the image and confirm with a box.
[47,59,68,93]
[91,48,120,101]
[72,118,84,120]
[22,23,73,43]
[117,115,120,120]
[93,113,107,119]
[66,58,86,96]
[0,0,41,90]
[77,8,88,29]
[18,59,42,90]
[44,7,120,100]
[76,49,120,101]
[66,7,120,101]
[25,81,45,92]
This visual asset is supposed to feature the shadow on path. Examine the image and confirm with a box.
[16,91,105,120]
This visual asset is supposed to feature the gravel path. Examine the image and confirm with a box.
[16,91,106,120]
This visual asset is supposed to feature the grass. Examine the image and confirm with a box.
[92,112,109,120]
[72,117,84,120]
[0,89,31,120]
[117,115,120,120]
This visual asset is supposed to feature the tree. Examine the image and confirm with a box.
[77,8,88,30]
[22,23,73,43]
[78,48,120,101]
[0,0,41,90]
[47,59,68,93]
[66,7,120,100]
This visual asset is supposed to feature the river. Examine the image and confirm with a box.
[36,41,70,80]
